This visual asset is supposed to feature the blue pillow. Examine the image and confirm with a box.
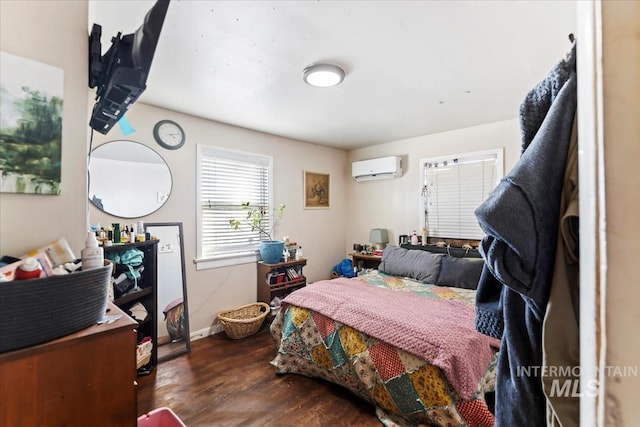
[436,256,484,290]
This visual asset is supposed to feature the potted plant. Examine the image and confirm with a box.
[229,202,286,264]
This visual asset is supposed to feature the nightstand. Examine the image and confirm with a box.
[350,252,382,273]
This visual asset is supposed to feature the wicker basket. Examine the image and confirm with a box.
[0,261,113,353]
[216,302,270,339]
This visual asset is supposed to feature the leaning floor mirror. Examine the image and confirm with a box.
[145,222,191,361]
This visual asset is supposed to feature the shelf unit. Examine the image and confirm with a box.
[257,258,307,304]
[104,240,158,372]
[350,252,382,273]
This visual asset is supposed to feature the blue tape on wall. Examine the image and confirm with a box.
[118,115,136,136]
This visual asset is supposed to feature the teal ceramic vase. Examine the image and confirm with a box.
[259,240,285,264]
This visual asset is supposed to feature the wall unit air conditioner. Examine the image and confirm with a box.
[351,156,402,181]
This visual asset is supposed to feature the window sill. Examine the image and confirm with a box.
[195,253,258,271]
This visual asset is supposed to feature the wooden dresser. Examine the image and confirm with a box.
[0,303,138,426]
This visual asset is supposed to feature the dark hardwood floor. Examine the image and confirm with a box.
[137,321,382,426]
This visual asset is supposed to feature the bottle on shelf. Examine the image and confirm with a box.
[135,221,145,242]
[82,231,104,270]
[411,231,419,245]
[113,223,121,244]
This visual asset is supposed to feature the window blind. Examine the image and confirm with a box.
[423,153,499,240]
[198,146,272,259]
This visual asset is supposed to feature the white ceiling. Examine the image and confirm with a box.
[88,0,576,150]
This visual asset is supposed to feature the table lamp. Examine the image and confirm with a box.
[369,228,389,250]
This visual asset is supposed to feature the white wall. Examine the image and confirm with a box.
[599,1,640,423]
[345,119,521,253]
[88,101,348,334]
[0,1,88,256]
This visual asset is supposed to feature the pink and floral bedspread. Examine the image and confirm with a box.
[270,270,498,427]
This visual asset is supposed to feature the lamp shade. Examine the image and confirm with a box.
[369,228,389,244]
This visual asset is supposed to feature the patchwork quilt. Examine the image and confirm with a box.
[270,270,499,427]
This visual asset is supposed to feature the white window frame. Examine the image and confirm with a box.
[419,148,504,240]
[195,144,273,270]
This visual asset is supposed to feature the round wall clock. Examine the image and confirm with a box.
[153,120,185,150]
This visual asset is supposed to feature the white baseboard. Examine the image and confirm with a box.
[190,324,224,342]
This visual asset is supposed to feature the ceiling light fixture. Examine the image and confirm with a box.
[303,64,345,88]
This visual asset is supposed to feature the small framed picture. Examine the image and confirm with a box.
[303,171,330,209]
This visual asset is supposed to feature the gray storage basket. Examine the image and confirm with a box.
[0,261,113,353]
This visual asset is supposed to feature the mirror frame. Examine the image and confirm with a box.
[145,222,191,361]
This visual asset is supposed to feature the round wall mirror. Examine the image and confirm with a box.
[89,140,172,218]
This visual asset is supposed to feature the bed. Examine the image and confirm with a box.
[270,245,500,427]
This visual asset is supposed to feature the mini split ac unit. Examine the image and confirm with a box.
[351,156,402,181]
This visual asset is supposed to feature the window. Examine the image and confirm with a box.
[197,145,272,267]
[421,149,503,240]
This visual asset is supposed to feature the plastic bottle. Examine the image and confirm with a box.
[99,227,107,243]
[411,231,419,245]
[421,227,428,246]
[113,223,121,244]
[15,257,43,280]
[136,221,145,241]
[82,231,104,271]
[296,246,303,260]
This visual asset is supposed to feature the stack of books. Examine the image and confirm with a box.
[285,267,300,280]
[266,267,301,285]
[267,272,287,285]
